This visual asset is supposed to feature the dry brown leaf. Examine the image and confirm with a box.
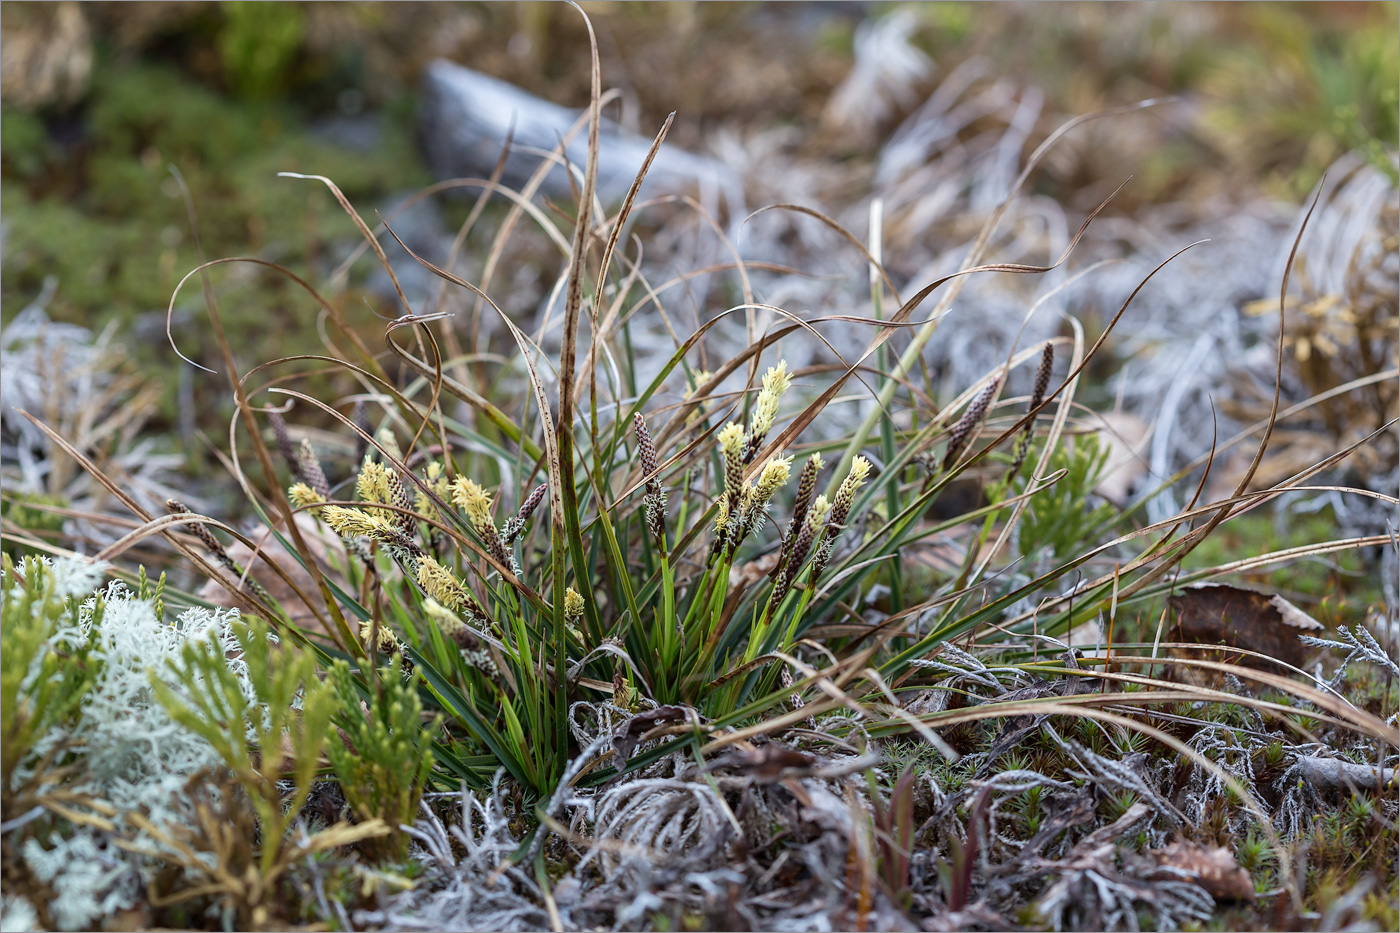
[1168,583,1323,672]
[1151,839,1256,902]
[707,745,819,783]
[611,704,695,766]
[197,514,347,637]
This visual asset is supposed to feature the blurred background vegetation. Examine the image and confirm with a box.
[3,2,1394,352]
[1,1,1395,563]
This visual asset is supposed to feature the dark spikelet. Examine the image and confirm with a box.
[385,469,417,534]
[352,400,372,465]
[769,511,817,611]
[299,438,331,500]
[634,412,668,546]
[941,377,1000,471]
[776,454,822,576]
[519,482,548,521]
[166,498,271,604]
[633,412,660,488]
[1032,341,1055,408]
[166,498,229,565]
[502,483,547,547]
[1009,343,1055,478]
[485,527,514,572]
[268,410,300,480]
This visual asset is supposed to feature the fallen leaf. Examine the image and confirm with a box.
[1151,839,1256,902]
[729,550,781,588]
[1168,583,1323,672]
[197,514,347,637]
[611,704,695,766]
[707,744,819,783]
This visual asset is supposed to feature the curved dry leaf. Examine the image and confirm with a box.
[1168,583,1322,672]
[1151,840,1256,903]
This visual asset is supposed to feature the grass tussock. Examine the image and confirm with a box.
[2,8,1396,932]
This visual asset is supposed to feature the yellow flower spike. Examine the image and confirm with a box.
[451,477,494,531]
[415,461,450,514]
[564,587,585,619]
[356,459,393,504]
[375,427,403,463]
[323,505,388,539]
[288,482,325,509]
[422,597,461,625]
[831,456,871,525]
[713,495,731,534]
[754,455,793,503]
[748,360,791,441]
[718,422,745,458]
[806,494,832,534]
[415,555,468,613]
[359,618,403,655]
[423,597,476,650]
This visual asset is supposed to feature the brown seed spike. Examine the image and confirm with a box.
[384,469,416,534]
[166,499,226,562]
[634,412,668,547]
[1009,344,1054,478]
[502,482,547,547]
[268,410,300,481]
[777,453,822,576]
[298,438,331,500]
[942,378,1000,472]
[519,482,548,521]
[1032,342,1055,410]
[633,412,659,483]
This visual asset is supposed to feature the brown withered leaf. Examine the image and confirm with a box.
[707,745,819,783]
[197,514,347,636]
[729,550,782,588]
[1151,839,1256,902]
[1168,583,1322,672]
[611,704,696,766]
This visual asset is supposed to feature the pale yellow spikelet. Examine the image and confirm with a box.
[755,455,793,502]
[375,427,403,463]
[838,456,871,499]
[748,360,791,439]
[359,618,402,655]
[564,586,585,619]
[685,370,713,425]
[718,422,745,457]
[323,505,388,538]
[288,482,325,509]
[416,555,468,612]
[422,597,462,625]
[713,494,731,534]
[451,477,494,530]
[415,461,450,513]
[357,459,393,504]
[807,494,832,533]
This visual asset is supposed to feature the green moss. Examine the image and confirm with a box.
[2,59,428,383]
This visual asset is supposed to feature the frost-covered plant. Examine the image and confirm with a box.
[0,298,187,551]
[0,554,253,931]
